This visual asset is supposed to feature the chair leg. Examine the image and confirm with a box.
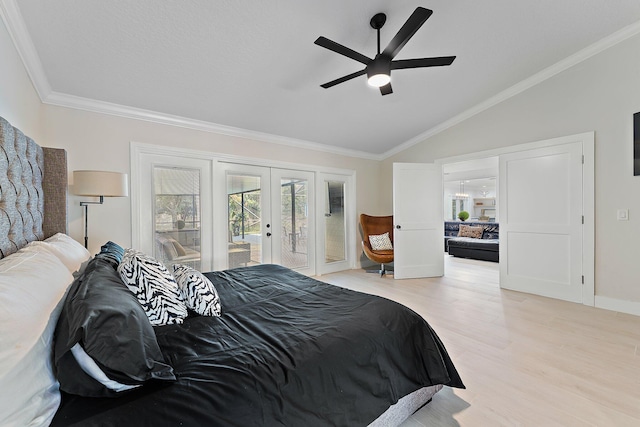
[365,263,392,276]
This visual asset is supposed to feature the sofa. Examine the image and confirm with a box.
[444,221,499,262]
[155,233,202,269]
[228,241,251,268]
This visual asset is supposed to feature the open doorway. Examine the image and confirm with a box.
[436,132,593,305]
[443,156,499,279]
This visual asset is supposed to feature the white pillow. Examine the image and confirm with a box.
[369,232,394,250]
[27,233,91,275]
[0,245,74,427]
[70,344,140,393]
[1,304,63,427]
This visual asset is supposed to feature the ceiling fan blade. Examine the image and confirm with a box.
[314,36,371,65]
[379,83,393,96]
[382,7,433,60]
[391,56,456,70]
[320,69,367,88]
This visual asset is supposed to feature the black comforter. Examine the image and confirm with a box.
[52,264,463,426]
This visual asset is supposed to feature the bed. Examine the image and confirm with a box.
[0,115,464,426]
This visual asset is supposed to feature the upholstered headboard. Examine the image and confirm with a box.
[0,116,68,259]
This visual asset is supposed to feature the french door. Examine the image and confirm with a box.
[217,164,272,270]
[135,154,214,273]
[217,163,315,275]
[316,173,351,275]
[271,169,315,275]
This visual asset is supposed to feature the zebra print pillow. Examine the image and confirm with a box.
[118,249,188,326]
[172,264,222,317]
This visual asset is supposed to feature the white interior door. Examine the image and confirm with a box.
[499,142,583,302]
[393,163,443,279]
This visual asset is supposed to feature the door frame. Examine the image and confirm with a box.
[131,147,215,272]
[131,142,357,275]
[437,132,595,306]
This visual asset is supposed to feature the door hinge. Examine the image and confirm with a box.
[582,215,584,224]
[582,155,585,164]
[582,275,584,284]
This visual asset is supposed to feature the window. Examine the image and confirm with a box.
[153,166,201,270]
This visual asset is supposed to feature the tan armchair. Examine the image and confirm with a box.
[360,214,394,276]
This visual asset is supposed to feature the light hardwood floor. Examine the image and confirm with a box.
[321,256,640,426]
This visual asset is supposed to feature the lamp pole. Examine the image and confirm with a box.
[79,196,104,249]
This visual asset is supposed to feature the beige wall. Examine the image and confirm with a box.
[41,106,383,259]
[6,12,640,308]
[384,33,640,309]
[0,18,382,263]
[0,17,42,138]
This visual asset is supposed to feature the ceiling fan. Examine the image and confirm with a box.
[314,7,456,96]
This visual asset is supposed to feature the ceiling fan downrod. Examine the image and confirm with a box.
[370,13,386,56]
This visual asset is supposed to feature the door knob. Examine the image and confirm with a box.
[266,232,272,237]
[396,225,401,229]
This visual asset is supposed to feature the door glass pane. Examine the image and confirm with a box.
[325,181,346,263]
[153,167,201,270]
[227,174,261,269]
[280,177,308,269]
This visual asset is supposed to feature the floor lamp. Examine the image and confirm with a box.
[74,170,129,249]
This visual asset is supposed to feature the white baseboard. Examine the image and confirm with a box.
[594,296,640,316]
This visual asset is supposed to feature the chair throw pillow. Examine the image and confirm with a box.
[118,248,188,326]
[458,225,484,239]
[369,232,393,250]
[173,264,222,317]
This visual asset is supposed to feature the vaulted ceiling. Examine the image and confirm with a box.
[4,0,640,158]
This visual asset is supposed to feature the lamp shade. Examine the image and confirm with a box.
[74,170,129,197]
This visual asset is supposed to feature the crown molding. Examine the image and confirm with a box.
[0,0,51,99]
[43,91,382,161]
[382,19,640,160]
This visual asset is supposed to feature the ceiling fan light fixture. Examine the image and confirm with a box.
[367,56,391,87]
[367,73,391,87]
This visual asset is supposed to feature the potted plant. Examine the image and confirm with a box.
[457,211,469,222]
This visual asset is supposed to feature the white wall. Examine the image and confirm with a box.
[0,18,383,264]
[383,32,640,311]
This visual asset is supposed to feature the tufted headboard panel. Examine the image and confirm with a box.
[0,116,68,259]
[42,147,68,238]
